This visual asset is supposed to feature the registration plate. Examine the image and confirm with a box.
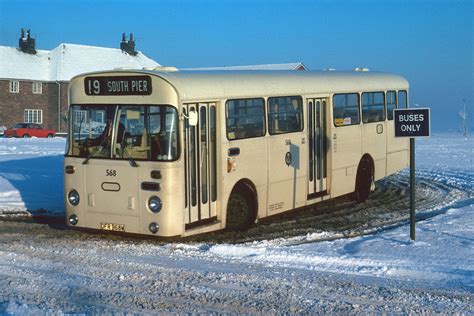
[100,222,125,232]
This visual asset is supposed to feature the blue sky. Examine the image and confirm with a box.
[0,0,472,131]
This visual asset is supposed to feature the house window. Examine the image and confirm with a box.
[74,110,88,124]
[32,82,43,94]
[9,81,19,93]
[24,109,43,124]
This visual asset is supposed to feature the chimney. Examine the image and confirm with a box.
[120,33,127,51]
[18,28,36,54]
[119,33,137,56]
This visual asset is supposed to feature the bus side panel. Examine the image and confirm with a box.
[361,122,387,181]
[386,120,409,175]
[267,131,306,215]
[330,125,362,197]
[221,137,268,223]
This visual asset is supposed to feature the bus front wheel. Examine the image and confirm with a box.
[226,184,257,231]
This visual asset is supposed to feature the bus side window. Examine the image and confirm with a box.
[362,92,385,123]
[387,91,397,120]
[398,90,408,108]
[268,96,303,135]
[333,93,360,126]
[226,98,265,140]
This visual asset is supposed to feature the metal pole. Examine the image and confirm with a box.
[410,137,415,240]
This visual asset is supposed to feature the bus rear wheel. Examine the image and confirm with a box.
[226,185,257,231]
[354,155,374,202]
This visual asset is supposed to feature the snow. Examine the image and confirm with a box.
[0,133,472,313]
[0,47,51,81]
[0,138,65,217]
[0,44,160,81]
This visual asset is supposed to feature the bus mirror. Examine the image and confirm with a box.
[188,110,198,126]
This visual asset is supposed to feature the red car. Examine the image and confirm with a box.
[4,123,56,138]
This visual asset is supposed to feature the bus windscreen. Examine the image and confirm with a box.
[68,104,179,161]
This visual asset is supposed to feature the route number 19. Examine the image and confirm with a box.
[87,79,101,95]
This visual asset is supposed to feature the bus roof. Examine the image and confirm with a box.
[74,70,409,101]
[152,70,409,101]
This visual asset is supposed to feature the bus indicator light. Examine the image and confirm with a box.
[68,214,78,225]
[149,222,159,234]
[150,170,162,179]
[65,165,75,174]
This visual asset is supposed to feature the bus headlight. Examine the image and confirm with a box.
[149,222,159,234]
[148,196,162,213]
[68,214,78,225]
[68,190,80,206]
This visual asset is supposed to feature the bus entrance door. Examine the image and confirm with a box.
[307,98,328,199]
[184,103,218,229]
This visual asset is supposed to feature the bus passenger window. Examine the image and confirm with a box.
[226,98,265,140]
[268,96,303,135]
[333,93,360,126]
[398,90,408,108]
[387,91,397,120]
[362,92,385,123]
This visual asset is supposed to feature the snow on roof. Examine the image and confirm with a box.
[0,43,160,82]
[182,62,307,71]
[0,46,51,81]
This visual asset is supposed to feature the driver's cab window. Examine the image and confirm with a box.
[116,107,146,159]
[148,106,179,161]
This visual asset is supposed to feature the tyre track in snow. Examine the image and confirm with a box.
[186,168,471,245]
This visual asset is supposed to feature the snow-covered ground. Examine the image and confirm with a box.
[0,134,472,314]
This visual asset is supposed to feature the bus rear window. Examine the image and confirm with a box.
[226,98,265,140]
[333,93,360,126]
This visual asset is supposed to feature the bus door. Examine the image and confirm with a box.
[307,98,328,198]
[184,103,217,228]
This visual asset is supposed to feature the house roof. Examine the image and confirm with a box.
[181,62,307,71]
[0,43,160,82]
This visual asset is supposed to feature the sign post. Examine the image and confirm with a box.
[394,108,430,241]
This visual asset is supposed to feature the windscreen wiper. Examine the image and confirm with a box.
[121,145,139,168]
[82,135,111,165]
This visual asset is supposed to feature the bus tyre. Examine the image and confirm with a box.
[354,155,373,202]
[226,185,257,231]
[23,134,30,138]
[47,134,54,138]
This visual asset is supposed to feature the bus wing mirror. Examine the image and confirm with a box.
[187,110,198,126]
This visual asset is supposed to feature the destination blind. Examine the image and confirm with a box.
[84,76,152,96]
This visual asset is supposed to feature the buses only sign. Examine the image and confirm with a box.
[394,108,430,138]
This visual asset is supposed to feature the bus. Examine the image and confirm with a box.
[65,69,409,237]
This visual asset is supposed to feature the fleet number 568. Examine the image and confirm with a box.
[106,169,117,177]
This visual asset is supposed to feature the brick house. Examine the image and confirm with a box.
[0,31,160,134]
